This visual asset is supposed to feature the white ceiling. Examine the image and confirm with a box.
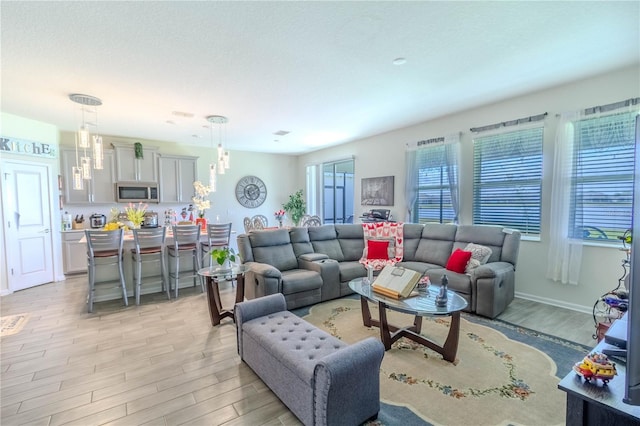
[1,1,639,155]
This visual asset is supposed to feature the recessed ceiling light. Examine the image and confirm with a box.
[392,57,407,66]
[166,120,175,125]
[273,130,290,136]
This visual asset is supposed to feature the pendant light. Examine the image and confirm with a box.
[206,115,229,177]
[69,94,103,189]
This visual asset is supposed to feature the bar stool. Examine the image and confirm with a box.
[85,229,127,313]
[131,227,168,304]
[200,223,232,267]
[168,225,203,298]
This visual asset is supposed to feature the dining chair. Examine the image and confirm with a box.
[85,228,127,313]
[168,225,203,298]
[201,223,233,267]
[243,217,254,233]
[252,214,268,230]
[131,227,168,304]
[302,215,322,227]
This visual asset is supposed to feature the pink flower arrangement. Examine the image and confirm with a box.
[274,210,286,221]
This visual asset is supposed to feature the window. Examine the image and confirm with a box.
[412,144,458,224]
[473,126,543,236]
[569,111,637,242]
[322,159,354,224]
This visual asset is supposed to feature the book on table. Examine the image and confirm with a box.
[371,265,422,299]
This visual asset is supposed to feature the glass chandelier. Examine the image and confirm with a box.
[69,94,103,190]
[206,115,230,191]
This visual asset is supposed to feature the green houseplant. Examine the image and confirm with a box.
[283,189,306,226]
[210,247,237,270]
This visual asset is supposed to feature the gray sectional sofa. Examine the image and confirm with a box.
[236,223,521,318]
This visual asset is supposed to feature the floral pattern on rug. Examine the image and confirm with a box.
[322,305,533,401]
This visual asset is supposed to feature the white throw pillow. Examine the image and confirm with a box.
[464,243,493,273]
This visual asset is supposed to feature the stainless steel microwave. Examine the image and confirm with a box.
[115,182,159,203]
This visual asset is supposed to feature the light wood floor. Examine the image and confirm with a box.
[1,275,597,425]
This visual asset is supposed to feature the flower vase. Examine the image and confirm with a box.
[195,217,207,232]
[278,219,283,228]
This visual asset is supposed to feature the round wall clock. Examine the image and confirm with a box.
[235,175,267,208]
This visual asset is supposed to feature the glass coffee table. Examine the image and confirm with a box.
[349,277,468,362]
[198,264,249,326]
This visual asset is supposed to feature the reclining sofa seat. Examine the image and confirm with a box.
[237,223,521,318]
[236,228,323,309]
[398,224,520,317]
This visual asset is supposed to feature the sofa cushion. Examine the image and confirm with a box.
[446,249,472,273]
[281,269,323,295]
[336,224,366,261]
[455,225,505,263]
[464,243,493,273]
[338,261,367,283]
[401,224,424,261]
[366,240,389,259]
[308,225,345,262]
[412,224,457,266]
[250,230,299,271]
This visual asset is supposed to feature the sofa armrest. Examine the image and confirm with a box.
[299,253,329,262]
[473,261,515,279]
[314,337,385,425]
[245,261,282,279]
[298,258,340,301]
[235,293,287,356]
[473,262,516,318]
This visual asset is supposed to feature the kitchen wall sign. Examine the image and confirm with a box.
[0,136,57,159]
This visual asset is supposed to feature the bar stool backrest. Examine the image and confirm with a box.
[132,227,166,254]
[85,229,124,258]
[252,215,268,229]
[206,223,232,247]
[171,225,201,250]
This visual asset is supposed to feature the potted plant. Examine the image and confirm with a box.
[283,189,306,226]
[210,246,237,271]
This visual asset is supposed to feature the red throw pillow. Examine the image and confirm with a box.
[367,240,390,260]
[445,249,472,273]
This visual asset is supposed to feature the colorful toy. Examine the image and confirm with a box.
[573,351,617,385]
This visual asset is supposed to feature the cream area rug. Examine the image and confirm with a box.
[0,313,29,337]
[303,298,565,426]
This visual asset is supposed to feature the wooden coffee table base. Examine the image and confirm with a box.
[359,297,461,363]
[204,273,245,326]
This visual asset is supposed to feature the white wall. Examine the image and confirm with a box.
[298,65,640,313]
[0,113,63,294]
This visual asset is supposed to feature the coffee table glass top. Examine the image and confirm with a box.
[197,264,248,279]
[349,277,468,316]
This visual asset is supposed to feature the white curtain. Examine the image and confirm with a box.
[546,111,582,285]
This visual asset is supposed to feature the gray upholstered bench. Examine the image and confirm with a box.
[235,293,385,426]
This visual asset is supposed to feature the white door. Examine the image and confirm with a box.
[2,161,55,291]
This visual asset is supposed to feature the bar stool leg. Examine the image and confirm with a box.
[134,253,142,305]
[118,255,128,307]
[87,259,95,313]
[160,250,170,300]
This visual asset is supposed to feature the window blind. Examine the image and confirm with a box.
[569,111,637,241]
[473,126,543,235]
[414,145,457,224]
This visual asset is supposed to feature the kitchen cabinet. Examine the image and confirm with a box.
[158,155,198,203]
[62,230,87,274]
[61,148,116,204]
[112,142,159,183]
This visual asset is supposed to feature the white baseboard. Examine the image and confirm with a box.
[1,289,13,297]
[514,291,592,315]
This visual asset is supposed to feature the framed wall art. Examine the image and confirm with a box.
[361,176,394,206]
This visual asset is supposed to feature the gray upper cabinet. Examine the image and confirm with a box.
[61,148,116,204]
[112,142,159,183]
[158,155,198,203]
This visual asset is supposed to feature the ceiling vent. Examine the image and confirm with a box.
[273,130,290,136]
